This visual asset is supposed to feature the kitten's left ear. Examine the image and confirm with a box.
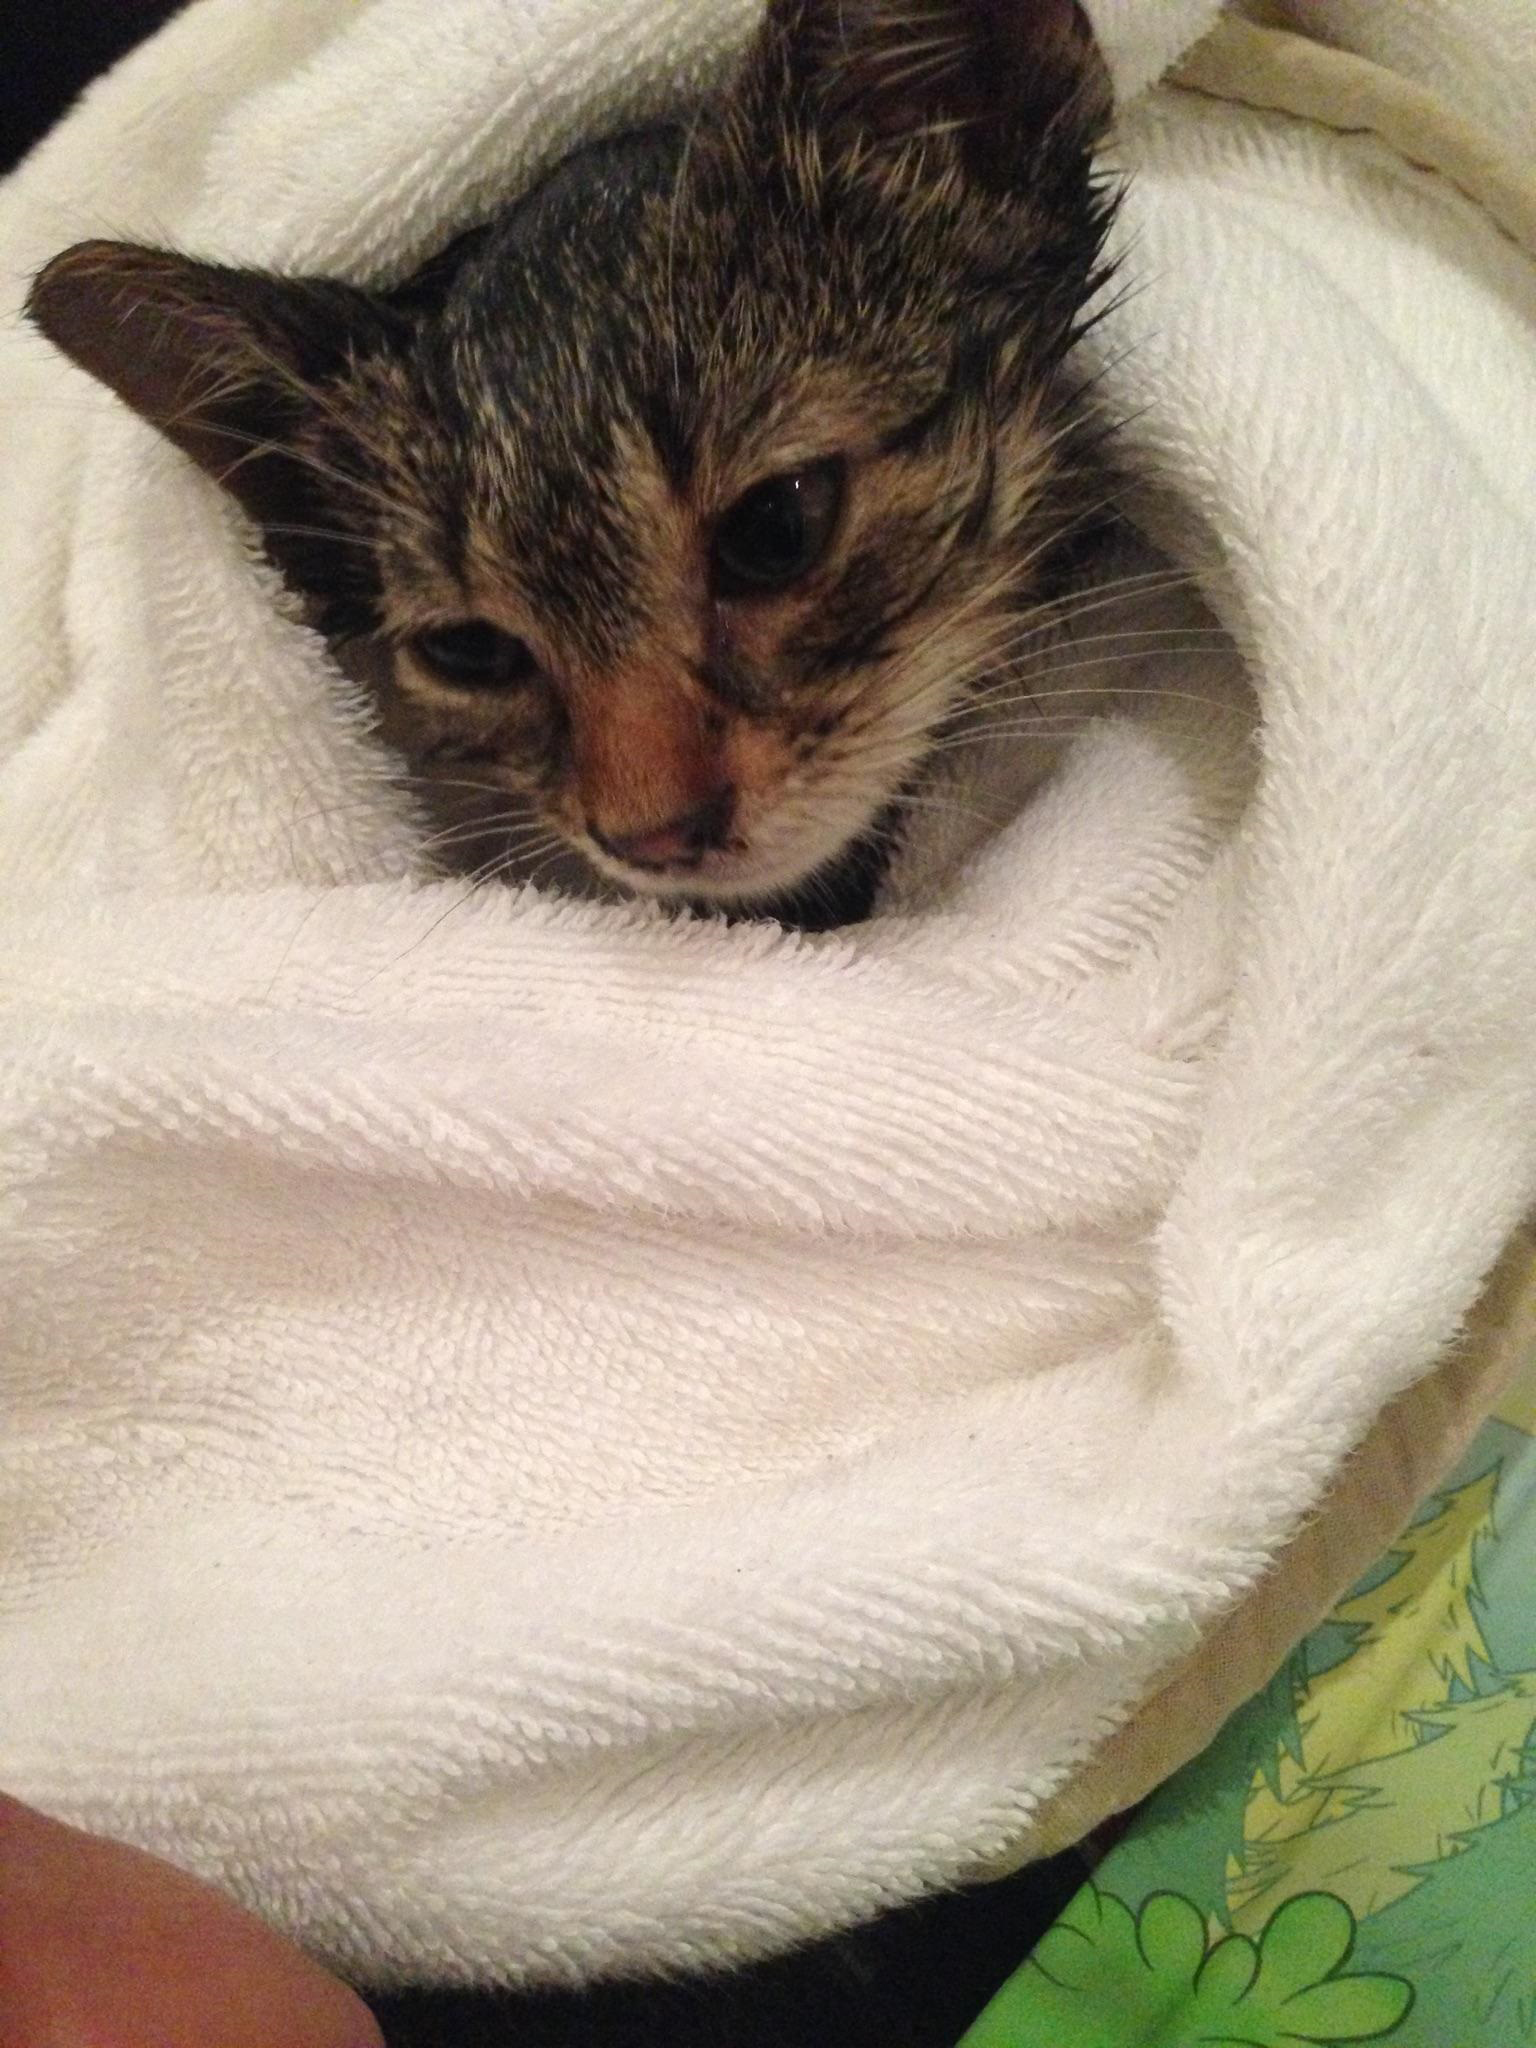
[749,0,1112,190]
[27,240,402,594]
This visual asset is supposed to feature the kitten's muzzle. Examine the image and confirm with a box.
[587,784,737,873]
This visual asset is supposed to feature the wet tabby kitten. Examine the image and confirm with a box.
[28,0,1116,928]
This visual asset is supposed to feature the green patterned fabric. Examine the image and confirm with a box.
[962,1350,1536,2046]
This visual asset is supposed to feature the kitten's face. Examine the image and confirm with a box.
[28,0,1113,914]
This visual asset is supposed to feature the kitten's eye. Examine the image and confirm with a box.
[408,619,538,689]
[711,459,844,598]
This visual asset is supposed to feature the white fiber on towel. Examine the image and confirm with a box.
[2,0,1535,1987]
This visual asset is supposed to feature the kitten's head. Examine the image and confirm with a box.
[29,0,1113,914]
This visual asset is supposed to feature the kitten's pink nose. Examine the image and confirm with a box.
[589,786,736,870]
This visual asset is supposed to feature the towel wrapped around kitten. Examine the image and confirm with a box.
[7,0,1535,1996]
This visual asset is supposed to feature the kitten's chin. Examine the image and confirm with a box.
[583,814,900,930]
[587,838,863,911]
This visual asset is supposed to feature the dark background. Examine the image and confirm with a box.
[1,3,185,173]
[3,6,1092,2040]
[374,1859,1087,2048]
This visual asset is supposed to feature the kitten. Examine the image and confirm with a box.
[27,0,1116,929]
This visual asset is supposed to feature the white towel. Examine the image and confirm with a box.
[2,0,1535,1988]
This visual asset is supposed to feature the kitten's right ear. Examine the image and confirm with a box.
[747,0,1112,193]
[26,240,401,540]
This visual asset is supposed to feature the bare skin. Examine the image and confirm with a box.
[0,1795,382,2048]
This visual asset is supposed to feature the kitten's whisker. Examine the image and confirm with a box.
[957,644,1239,709]
[862,786,1004,829]
[941,627,1232,703]
[361,836,552,980]
[1051,563,1202,602]
[966,634,1232,688]
[918,633,1239,715]
[389,773,524,800]
[1053,622,1227,645]
[282,787,563,870]
[935,715,1235,750]
[914,724,1101,756]
[260,521,384,553]
[1039,571,1208,632]
[426,837,567,878]
[420,810,565,855]
[918,698,1250,758]
[282,775,515,831]
[416,817,554,861]
[970,651,1243,697]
